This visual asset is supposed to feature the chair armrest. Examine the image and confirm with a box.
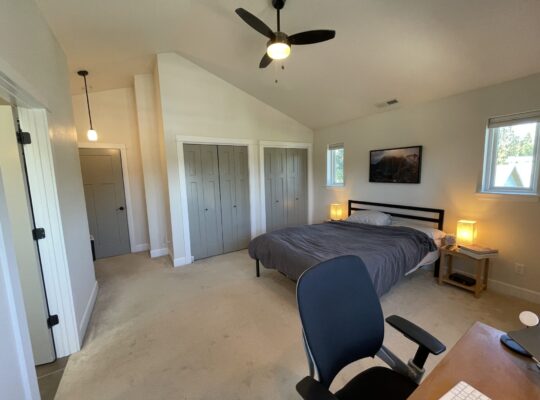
[296,377,339,400]
[386,315,446,355]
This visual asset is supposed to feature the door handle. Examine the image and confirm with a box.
[117,206,125,211]
[275,200,279,203]
[205,208,209,211]
[233,205,237,208]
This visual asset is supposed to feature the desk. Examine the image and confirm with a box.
[408,322,540,400]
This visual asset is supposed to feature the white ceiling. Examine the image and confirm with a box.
[35,0,540,129]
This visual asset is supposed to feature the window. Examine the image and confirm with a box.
[481,111,540,195]
[327,143,344,186]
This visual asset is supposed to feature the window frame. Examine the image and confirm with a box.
[327,143,345,187]
[481,111,540,196]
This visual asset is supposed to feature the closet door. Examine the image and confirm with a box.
[286,148,308,227]
[200,145,224,258]
[264,148,287,232]
[184,144,223,260]
[184,144,206,260]
[233,146,251,249]
[218,146,237,253]
[218,146,251,252]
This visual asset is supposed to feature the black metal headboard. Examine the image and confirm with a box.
[348,200,445,231]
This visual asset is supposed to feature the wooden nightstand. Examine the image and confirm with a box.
[438,246,497,298]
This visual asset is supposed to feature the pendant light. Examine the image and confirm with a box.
[77,70,98,142]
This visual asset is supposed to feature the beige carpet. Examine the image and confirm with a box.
[55,251,539,400]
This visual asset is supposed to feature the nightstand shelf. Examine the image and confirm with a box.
[438,246,497,298]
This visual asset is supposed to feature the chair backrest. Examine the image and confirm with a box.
[296,255,384,387]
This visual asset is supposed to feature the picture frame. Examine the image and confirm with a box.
[369,145,422,183]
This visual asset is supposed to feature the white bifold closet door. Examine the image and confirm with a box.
[184,144,250,260]
[264,147,308,232]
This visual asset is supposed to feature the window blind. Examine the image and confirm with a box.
[488,110,540,129]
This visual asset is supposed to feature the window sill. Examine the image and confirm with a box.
[326,184,345,190]
[475,192,539,202]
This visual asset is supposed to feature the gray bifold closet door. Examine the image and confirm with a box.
[264,147,308,232]
[184,144,250,260]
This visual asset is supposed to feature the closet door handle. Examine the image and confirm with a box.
[275,200,279,203]
[233,205,237,208]
[204,208,209,212]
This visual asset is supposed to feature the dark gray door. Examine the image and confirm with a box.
[286,148,308,227]
[265,147,308,232]
[184,144,224,260]
[218,146,250,253]
[264,148,287,232]
[79,148,130,259]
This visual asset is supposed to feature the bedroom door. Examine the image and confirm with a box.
[184,144,224,260]
[218,146,250,253]
[264,148,287,232]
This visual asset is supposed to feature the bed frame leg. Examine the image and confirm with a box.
[256,259,260,277]
[434,259,440,278]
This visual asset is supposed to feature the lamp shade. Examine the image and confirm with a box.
[267,42,291,60]
[456,220,477,245]
[330,203,344,221]
[87,129,98,142]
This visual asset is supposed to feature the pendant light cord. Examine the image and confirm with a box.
[82,74,93,130]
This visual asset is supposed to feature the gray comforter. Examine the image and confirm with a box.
[248,221,437,296]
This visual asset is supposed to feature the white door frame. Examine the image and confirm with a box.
[176,136,259,264]
[77,142,139,253]
[259,141,313,233]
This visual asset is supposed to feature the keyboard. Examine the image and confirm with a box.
[439,381,491,400]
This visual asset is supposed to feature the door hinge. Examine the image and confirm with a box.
[16,130,32,145]
[32,228,46,240]
[47,315,59,328]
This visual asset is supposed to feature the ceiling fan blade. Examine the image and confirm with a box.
[289,30,336,45]
[259,53,273,69]
[235,8,275,39]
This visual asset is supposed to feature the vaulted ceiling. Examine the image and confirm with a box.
[35,0,540,129]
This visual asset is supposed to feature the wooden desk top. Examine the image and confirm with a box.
[408,322,540,400]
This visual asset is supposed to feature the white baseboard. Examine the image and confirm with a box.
[150,248,168,258]
[132,243,150,253]
[170,254,194,267]
[78,280,98,343]
[452,268,540,304]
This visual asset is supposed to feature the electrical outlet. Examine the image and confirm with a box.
[514,263,525,275]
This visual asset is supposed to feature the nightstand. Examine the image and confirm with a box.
[438,246,497,298]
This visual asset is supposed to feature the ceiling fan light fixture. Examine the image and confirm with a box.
[87,129,98,142]
[267,42,291,60]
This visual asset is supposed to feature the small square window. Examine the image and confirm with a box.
[327,144,344,187]
[481,112,540,195]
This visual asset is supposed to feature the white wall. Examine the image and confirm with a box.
[155,53,313,265]
[314,73,540,300]
[134,75,169,257]
[72,87,150,252]
[0,170,40,400]
[0,0,96,348]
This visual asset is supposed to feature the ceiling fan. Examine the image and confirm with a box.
[235,0,336,68]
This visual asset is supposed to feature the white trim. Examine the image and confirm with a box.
[150,248,169,258]
[0,171,40,400]
[78,281,98,342]
[259,141,314,233]
[18,109,81,357]
[175,136,259,265]
[77,142,137,254]
[132,243,150,252]
[452,268,540,304]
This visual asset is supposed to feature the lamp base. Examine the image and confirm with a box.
[500,333,531,357]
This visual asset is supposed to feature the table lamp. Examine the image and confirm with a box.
[456,220,477,245]
[330,203,344,221]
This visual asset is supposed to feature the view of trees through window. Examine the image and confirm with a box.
[333,148,344,184]
[493,122,537,188]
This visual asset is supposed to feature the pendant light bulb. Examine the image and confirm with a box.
[87,129,98,142]
[77,70,98,142]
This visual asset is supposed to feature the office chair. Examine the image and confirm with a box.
[296,255,446,400]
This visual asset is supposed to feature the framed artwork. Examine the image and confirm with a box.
[369,145,422,183]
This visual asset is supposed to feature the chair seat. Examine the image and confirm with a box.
[334,366,418,400]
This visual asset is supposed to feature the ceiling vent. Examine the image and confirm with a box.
[375,99,399,109]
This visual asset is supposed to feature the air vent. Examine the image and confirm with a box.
[375,99,399,109]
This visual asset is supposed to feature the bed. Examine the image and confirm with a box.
[248,200,445,297]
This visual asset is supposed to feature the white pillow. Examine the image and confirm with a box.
[390,218,446,241]
[346,210,391,226]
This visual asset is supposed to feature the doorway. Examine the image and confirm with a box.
[0,106,56,365]
[79,148,131,259]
